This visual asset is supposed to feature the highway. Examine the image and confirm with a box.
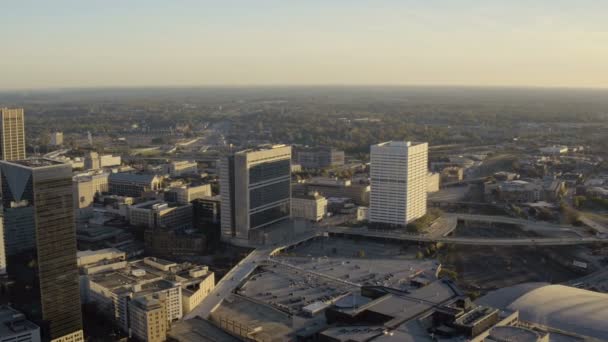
[325,226,603,246]
[452,213,585,236]
[183,248,270,320]
[184,214,605,320]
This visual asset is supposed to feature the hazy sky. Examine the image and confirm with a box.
[2,0,608,90]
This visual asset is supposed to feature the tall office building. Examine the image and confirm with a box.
[0,108,26,161]
[369,141,428,226]
[1,158,83,342]
[220,145,291,242]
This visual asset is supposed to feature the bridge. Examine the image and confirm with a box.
[325,226,603,246]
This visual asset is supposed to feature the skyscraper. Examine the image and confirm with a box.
[220,145,292,242]
[369,141,428,226]
[1,158,83,342]
[0,108,26,161]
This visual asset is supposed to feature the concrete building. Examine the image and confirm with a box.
[356,206,369,221]
[84,151,100,170]
[220,144,292,242]
[291,192,327,222]
[293,147,345,169]
[0,306,41,342]
[73,172,110,209]
[77,249,127,303]
[108,173,162,197]
[84,152,121,170]
[427,172,440,193]
[99,154,121,168]
[85,257,214,333]
[128,295,168,342]
[0,158,83,342]
[166,160,198,177]
[0,108,26,161]
[165,183,211,204]
[128,201,193,230]
[370,141,428,226]
[441,166,464,183]
[50,131,63,146]
[296,177,370,205]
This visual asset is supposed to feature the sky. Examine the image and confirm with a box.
[2,0,608,90]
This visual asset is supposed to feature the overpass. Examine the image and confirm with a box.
[325,226,603,246]
[452,213,583,236]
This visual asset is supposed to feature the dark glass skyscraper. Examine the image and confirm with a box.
[1,158,84,342]
[220,145,292,242]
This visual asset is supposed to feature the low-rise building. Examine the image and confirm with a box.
[0,306,41,342]
[427,172,440,192]
[357,206,369,221]
[129,201,193,230]
[165,184,211,204]
[293,147,345,169]
[296,177,370,205]
[85,257,214,333]
[291,192,327,222]
[166,161,198,177]
[99,154,121,168]
[73,172,110,209]
[441,166,464,183]
[108,173,162,197]
[50,131,63,146]
[84,152,121,170]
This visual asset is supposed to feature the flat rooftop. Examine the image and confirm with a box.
[6,157,66,168]
[0,306,39,337]
[374,141,426,148]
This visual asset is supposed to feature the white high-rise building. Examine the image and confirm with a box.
[369,141,428,226]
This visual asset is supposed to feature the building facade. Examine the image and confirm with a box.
[0,306,41,342]
[129,201,193,230]
[294,147,345,169]
[73,172,109,209]
[369,141,428,225]
[166,161,198,177]
[165,184,211,204]
[50,132,63,146]
[295,177,370,205]
[128,295,168,342]
[108,173,162,197]
[291,192,327,222]
[220,145,292,241]
[0,108,26,161]
[0,158,83,342]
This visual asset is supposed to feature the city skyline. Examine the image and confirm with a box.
[3,1,608,90]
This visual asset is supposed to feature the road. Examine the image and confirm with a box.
[453,213,585,236]
[579,216,608,235]
[325,226,603,246]
[183,248,270,320]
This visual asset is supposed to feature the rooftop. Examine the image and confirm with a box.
[0,306,39,337]
[478,283,608,340]
[108,172,159,183]
[374,141,427,148]
[4,157,66,168]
